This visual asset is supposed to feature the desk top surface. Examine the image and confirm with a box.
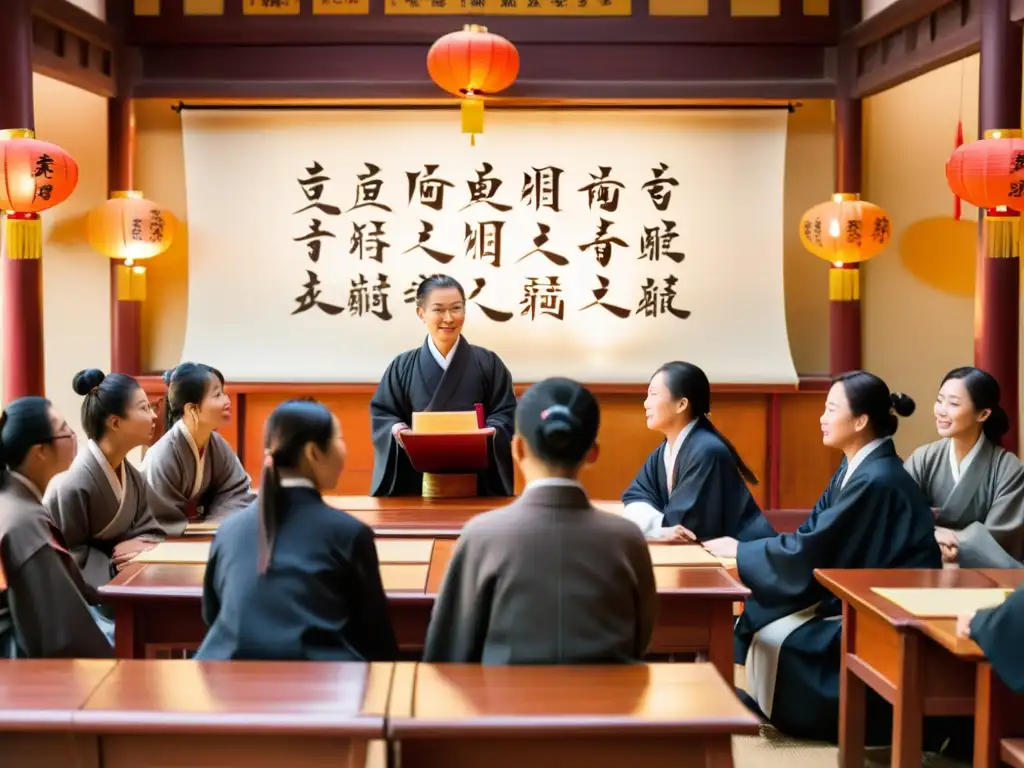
[0,659,118,728]
[386,662,760,737]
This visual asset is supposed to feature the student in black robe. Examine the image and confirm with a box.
[370,274,517,497]
[423,378,657,664]
[196,399,397,661]
[621,361,774,542]
[959,585,1024,693]
[704,371,941,744]
[0,396,113,658]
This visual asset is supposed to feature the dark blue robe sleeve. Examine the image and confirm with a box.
[621,449,663,506]
[369,357,412,497]
[970,585,1024,694]
[735,505,777,542]
[201,542,221,628]
[481,352,517,496]
[347,526,398,660]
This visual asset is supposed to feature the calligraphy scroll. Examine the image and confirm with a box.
[179,108,796,384]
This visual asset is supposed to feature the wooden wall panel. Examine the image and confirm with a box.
[777,390,839,507]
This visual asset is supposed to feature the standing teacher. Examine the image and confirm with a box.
[369,274,517,497]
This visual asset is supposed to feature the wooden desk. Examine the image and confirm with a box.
[76,660,389,768]
[102,539,747,680]
[816,568,1024,768]
[386,662,758,768]
[0,659,116,767]
[1003,739,1024,768]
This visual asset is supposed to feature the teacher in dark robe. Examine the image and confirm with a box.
[369,274,517,497]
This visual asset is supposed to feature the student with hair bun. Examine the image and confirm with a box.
[423,377,657,664]
[196,399,396,661]
[0,396,112,658]
[141,362,254,535]
[905,366,1024,568]
[44,368,164,588]
[708,371,940,743]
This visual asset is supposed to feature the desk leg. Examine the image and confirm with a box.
[973,662,1022,768]
[112,603,138,659]
[839,603,865,768]
[707,603,735,684]
[891,632,924,768]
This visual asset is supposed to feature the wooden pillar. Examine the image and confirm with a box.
[0,0,45,402]
[977,0,1022,453]
[829,1,862,377]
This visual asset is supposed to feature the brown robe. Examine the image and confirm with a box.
[423,481,657,664]
[0,471,113,658]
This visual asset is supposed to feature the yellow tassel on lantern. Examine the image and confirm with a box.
[2,212,42,260]
[461,95,484,146]
[117,263,147,301]
[982,207,1021,260]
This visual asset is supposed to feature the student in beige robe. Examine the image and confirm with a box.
[142,362,255,536]
[423,377,657,664]
[0,396,113,658]
[45,369,165,588]
[904,366,1024,569]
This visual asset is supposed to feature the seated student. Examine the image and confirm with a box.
[958,585,1024,694]
[45,369,165,588]
[196,400,397,661]
[142,362,254,535]
[621,361,774,542]
[423,377,657,664]
[905,367,1024,569]
[704,371,941,743]
[0,396,113,659]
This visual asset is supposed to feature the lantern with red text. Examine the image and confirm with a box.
[945,129,1024,211]
[87,191,176,301]
[427,25,519,145]
[0,129,79,259]
[798,193,892,265]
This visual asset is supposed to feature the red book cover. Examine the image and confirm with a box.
[400,431,491,473]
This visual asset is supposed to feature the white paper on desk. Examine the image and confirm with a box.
[873,587,1012,617]
[134,541,211,564]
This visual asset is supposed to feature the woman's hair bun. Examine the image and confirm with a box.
[890,391,916,418]
[161,369,175,386]
[72,368,106,396]
[537,404,580,450]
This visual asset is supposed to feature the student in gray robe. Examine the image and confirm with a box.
[905,366,1024,569]
[197,400,396,661]
[44,369,165,589]
[705,372,941,744]
[370,274,517,497]
[142,362,255,536]
[621,361,775,543]
[0,396,113,659]
[423,377,657,664]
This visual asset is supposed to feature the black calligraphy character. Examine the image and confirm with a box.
[811,217,823,247]
[521,166,564,212]
[402,221,455,264]
[295,161,342,216]
[639,220,685,264]
[845,220,862,247]
[350,221,390,263]
[636,275,690,320]
[348,163,393,212]
[641,163,679,212]
[294,218,336,264]
[520,276,565,321]
[370,273,393,321]
[148,210,166,243]
[462,163,512,212]
[516,223,568,266]
[130,218,143,242]
[33,154,54,179]
[466,277,513,322]
[1012,152,1024,173]
[35,184,53,201]
[406,164,455,211]
[871,216,890,244]
[292,270,344,316]
[348,274,370,317]
[578,166,624,213]
[465,221,504,267]
[347,273,394,320]
[1010,181,1024,198]
[260,0,286,7]
[404,273,431,304]
[579,275,630,318]
[578,218,628,268]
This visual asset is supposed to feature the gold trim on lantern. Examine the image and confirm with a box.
[982,210,1020,260]
[831,192,860,204]
[463,23,487,32]
[110,190,145,200]
[828,266,860,301]
[0,128,35,141]
[117,263,147,301]
[2,213,42,260]
[984,128,1023,140]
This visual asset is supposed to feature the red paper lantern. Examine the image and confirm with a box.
[427,25,520,144]
[945,129,1024,212]
[0,128,79,260]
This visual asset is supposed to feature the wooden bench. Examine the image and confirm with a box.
[1002,739,1024,768]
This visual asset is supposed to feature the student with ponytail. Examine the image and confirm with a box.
[905,366,1024,568]
[424,378,657,664]
[621,361,775,542]
[196,400,396,661]
[0,396,113,658]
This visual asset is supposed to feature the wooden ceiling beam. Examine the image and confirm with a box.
[30,0,115,97]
